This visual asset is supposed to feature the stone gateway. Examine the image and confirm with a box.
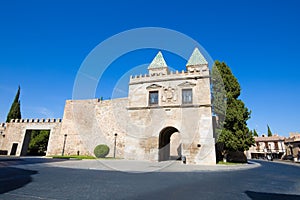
[0,48,216,165]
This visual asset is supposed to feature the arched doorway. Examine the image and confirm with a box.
[158,127,181,161]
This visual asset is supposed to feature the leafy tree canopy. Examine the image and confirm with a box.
[28,130,50,156]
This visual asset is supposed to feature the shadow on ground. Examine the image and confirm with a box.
[0,157,68,167]
[0,157,68,194]
[245,191,300,200]
[0,167,37,194]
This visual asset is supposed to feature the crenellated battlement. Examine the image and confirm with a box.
[129,68,209,85]
[130,68,209,79]
[130,48,210,85]
[7,118,62,123]
[0,119,63,128]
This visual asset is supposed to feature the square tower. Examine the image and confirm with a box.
[125,48,216,165]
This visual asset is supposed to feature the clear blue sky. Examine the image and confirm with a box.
[0,0,299,137]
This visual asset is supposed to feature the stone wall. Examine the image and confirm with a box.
[0,49,217,165]
[47,98,128,158]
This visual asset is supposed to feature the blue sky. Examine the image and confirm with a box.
[0,0,299,136]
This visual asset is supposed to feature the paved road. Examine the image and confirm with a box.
[0,158,299,200]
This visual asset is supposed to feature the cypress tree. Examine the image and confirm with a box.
[253,129,258,137]
[212,62,227,139]
[212,61,254,152]
[6,86,21,122]
[267,125,273,137]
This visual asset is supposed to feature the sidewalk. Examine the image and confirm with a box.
[18,159,261,173]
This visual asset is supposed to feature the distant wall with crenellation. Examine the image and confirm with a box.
[0,119,62,156]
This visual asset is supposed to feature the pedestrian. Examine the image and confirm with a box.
[263,146,267,159]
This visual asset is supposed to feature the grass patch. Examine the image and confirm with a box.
[217,161,243,165]
[50,155,96,160]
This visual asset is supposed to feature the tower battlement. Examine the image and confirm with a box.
[129,68,210,85]
[7,118,62,123]
[130,47,209,85]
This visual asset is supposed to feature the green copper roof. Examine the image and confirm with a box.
[148,51,167,69]
[186,47,208,66]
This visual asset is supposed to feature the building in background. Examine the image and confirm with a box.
[284,132,300,161]
[246,134,285,159]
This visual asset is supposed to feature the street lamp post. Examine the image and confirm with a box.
[114,133,118,158]
[62,134,67,156]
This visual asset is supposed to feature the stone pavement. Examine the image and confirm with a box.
[1,157,300,200]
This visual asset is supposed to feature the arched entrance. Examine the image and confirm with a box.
[158,127,181,161]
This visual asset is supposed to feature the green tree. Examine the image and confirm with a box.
[253,129,258,137]
[212,61,254,153]
[6,86,21,122]
[28,130,50,155]
[267,125,273,137]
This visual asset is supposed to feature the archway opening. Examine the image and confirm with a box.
[21,129,51,156]
[158,127,181,161]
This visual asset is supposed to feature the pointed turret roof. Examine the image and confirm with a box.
[186,47,208,66]
[148,51,167,69]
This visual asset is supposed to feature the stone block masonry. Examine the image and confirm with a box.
[0,47,216,165]
[47,98,127,158]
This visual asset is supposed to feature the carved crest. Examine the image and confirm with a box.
[161,86,177,103]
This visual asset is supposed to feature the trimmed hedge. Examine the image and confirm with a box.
[94,144,110,158]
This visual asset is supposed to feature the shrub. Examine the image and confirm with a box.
[227,151,247,163]
[94,144,110,158]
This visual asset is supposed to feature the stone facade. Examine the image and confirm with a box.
[0,48,216,165]
[284,132,300,161]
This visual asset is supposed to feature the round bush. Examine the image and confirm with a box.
[94,144,110,158]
